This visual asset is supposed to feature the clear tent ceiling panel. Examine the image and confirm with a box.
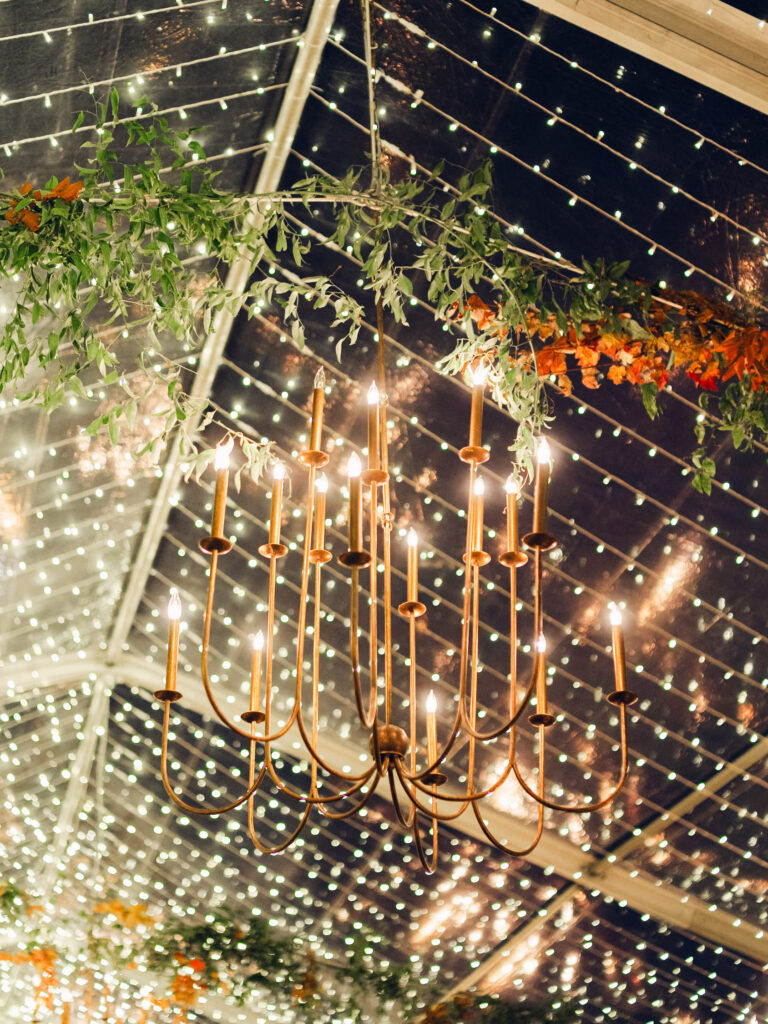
[0,0,767,1022]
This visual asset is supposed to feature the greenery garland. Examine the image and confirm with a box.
[0,884,574,1022]
[0,90,766,492]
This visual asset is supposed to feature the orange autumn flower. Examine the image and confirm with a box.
[3,175,83,232]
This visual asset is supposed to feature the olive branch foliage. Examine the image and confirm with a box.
[0,91,756,491]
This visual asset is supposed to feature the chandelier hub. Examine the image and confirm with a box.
[373,724,409,758]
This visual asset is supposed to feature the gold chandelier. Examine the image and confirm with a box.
[155,356,637,872]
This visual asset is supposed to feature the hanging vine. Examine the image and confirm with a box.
[0,92,765,491]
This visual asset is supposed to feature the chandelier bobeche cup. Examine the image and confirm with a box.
[155,364,637,872]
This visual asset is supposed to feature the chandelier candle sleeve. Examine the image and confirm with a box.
[348,452,362,550]
[472,477,485,550]
[610,607,627,692]
[210,442,231,539]
[535,633,547,715]
[533,438,551,535]
[468,363,487,448]
[314,474,328,550]
[269,464,286,546]
[250,631,264,714]
[426,690,438,764]
[166,589,182,688]
[505,475,520,551]
[407,528,418,602]
[309,367,326,451]
[367,381,380,472]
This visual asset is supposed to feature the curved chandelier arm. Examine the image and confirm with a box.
[411,807,439,875]
[315,770,382,820]
[469,796,545,857]
[393,760,471,821]
[388,761,414,830]
[197,551,300,744]
[247,797,312,855]
[349,567,378,730]
[159,703,267,815]
[457,651,539,741]
[512,708,631,813]
[293,705,377,782]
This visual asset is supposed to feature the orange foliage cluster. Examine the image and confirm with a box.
[458,293,768,398]
[3,177,83,232]
[0,947,58,1010]
[93,899,155,928]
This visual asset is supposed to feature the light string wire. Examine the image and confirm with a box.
[0,34,301,110]
[0,82,287,155]
[373,2,768,252]
[454,0,768,181]
[0,0,221,45]
[217,338,768,766]
[322,40,768,311]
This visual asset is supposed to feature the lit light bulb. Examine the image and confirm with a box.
[536,633,546,654]
[471,362,488,387]
[368,380,379,405]
[473,476,485,496]
[316,473,328,493]
[168,589,182,620]
[252,630,265,651]
[537,437,551,464]
[505,474,520,495]
[273,462,286,480]
[610,605,623,627]
[426,690,437,714]
[214,439,232,471]
[348,452,362,477]
[407,527,418,547]
[314,366,326,389]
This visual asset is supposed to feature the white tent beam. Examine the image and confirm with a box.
[105,0,341,662]
[519,0,768,115]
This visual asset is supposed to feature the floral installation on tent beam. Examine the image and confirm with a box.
[0,91,765,491]
[0,883,574,1023]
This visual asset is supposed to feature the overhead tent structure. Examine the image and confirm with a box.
[0,0,767,1021]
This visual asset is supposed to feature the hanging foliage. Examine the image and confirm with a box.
[0,883,574,1022]
[0,91,764,490]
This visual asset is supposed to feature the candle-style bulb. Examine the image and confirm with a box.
[348,452,362,478]
[368,380,379,405]
[214,440,232,471]
[610,606,623,627]
[168,589,182,620]
[536,633,546,654]
[505,474,520,496]
[273,462,286,480]
[316,473,328,494]
[407,527,418,547]
[537,438,551,464]
[252,630,265,651]
[473,476,485,496]
[471,362,488,387]
[426,690,437,714]
[314,366,326,389]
